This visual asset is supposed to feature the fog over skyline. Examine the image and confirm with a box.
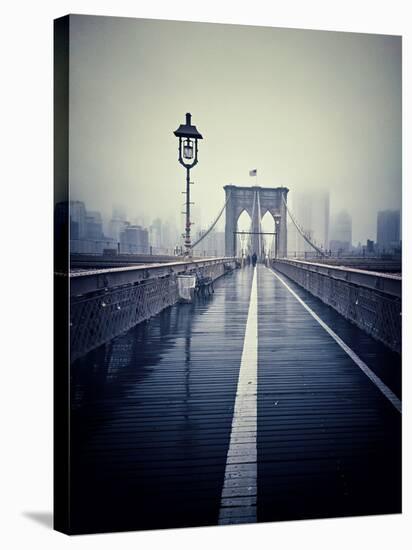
[68,15,401,244]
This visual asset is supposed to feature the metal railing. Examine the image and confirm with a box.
[68,257,235,363]
[272,259,401,353]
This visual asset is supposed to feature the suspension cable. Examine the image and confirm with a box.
[191,190,232,249]
[282,195,326,257]
[190,189,326,257]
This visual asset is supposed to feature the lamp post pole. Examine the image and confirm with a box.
[174,113,203,257]
[185,166,191,253]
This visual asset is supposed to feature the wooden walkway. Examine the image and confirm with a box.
[70,265,401,534]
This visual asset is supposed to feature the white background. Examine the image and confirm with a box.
[0,1,410,548]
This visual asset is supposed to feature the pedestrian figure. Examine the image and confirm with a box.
[252,252,257,267]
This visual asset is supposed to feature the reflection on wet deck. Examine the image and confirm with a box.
[70,265,401,534]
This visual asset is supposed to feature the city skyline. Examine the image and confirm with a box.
[65,196,401,258]
[66,16,401,247]
[69,180,399,248]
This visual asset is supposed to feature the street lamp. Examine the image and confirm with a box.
[174,113,203,256]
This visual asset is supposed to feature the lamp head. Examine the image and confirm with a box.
[174,113,203,169]
[174,113,203,140]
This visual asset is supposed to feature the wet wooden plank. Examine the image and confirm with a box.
[257,265,401,523]
[70,267,254,534]
[69,264,401,534]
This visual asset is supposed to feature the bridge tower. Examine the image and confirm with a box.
[224,184,289,258]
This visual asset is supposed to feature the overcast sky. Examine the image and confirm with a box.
[68,15,401,244]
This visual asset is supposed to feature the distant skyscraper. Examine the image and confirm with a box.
[377,210,400,251]
[86,211,104,240]
[288,189,330,254]
[330,210,352,253]
[312,189,330,250]
[162,219,180,253]
[108,220,126,242]
[120,224,149,254]
[149,218,163,252]
[67,202,118,254]
[133,214,149,229]
[108,206,127,242]
[69,201,87,239]
[286,220,296,257]
[194,228,225,257]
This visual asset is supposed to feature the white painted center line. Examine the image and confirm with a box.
[218,266,258,525]
[269,268,401,414]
